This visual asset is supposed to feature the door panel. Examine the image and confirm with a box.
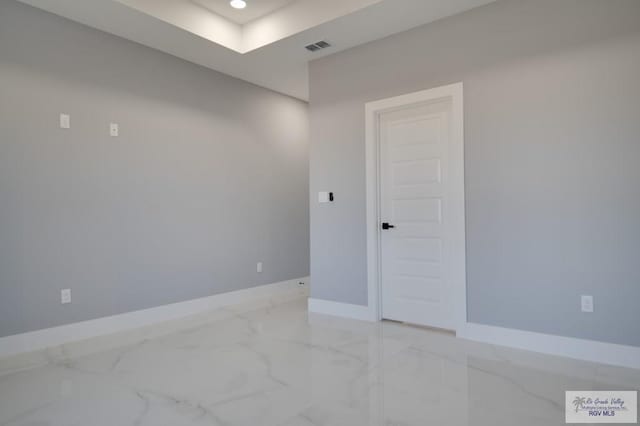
[380,99,454,329]
[392,159,441,185]
[392,198,442,223]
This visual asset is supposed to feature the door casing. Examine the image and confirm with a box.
[364,82,466,333]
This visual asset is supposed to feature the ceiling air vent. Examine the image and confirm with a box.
[305,40,331,52]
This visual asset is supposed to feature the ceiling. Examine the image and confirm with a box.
[17,0,496,100]
[192,0,297,25]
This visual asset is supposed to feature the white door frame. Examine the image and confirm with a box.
[364,82,467,332]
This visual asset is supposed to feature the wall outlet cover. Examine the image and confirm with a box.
[61,288,71,304]
[581,295,594,313]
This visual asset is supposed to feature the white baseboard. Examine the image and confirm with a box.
[308,298,376,322]
[306,297,640,369]
[458,322,640,370]
[0,277,309,359]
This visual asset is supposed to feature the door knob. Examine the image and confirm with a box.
[381,222,395,230]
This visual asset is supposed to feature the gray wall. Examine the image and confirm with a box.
[309,0,640,346]
[0,1,309,337]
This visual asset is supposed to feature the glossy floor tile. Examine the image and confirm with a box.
[0,298,638,426]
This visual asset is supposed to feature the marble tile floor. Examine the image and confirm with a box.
[0,297,638,426]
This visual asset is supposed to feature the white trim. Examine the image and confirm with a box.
[0,277,309,359]
[458,322,640,370]
[308,298,377,322]
[365,82,466,331]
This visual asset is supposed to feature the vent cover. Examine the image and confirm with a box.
[305,40,331,52]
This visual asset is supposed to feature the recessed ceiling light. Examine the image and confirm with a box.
[229,0,246,9]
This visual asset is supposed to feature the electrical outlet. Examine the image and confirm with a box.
[61,288,71,304]
[59,113,70,129]
[581,295,594,313]
[257,262,263,273]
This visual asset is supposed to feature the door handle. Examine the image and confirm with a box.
[381,222,395,230]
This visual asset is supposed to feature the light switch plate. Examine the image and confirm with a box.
[257,262,263,273]
[318,192,330,203]
[59,114,70,129]
[110,123,119,137]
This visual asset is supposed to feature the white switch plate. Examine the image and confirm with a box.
[59,114,70,129]
[257,262,263,273]
[61,288,71,304]
[581,295,594,313]
[318,192,330,203]
[110,123,119,137]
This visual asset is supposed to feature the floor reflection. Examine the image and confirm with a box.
[0,298,638,425]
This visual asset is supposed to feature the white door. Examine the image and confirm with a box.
[379,98,458,330]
